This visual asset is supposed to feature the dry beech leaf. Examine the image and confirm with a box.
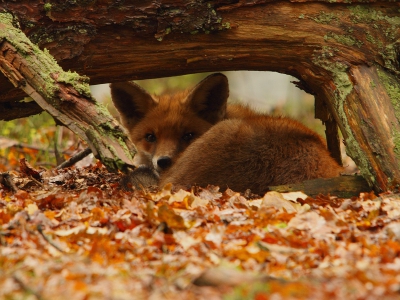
[261,191,298,213]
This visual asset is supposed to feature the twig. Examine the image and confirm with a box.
[29,175,44,188]
[37,224,67,253]
[0,172,19,192]
[12,275,45,300]
[56,147,92,169]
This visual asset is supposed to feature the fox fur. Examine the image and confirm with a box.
[111,73,343,195]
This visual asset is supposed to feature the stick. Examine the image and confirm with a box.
[56,147,92,169]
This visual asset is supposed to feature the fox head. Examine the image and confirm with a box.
[110,73,229,172]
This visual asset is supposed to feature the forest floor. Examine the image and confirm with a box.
[1,155,400,300]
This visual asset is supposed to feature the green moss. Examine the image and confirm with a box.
[0,14,29,54]
[58,71,92,98]
[298,14,305,19]
[44,3,52,12]
[43,48,59,66]
[0,12,14,25]
[312,11,338,24]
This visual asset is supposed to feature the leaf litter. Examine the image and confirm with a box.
[1,162,400,299]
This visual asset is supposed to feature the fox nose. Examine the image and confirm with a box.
[157,156,172,170]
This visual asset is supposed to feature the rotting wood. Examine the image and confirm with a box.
[0,1,398,192]
[0,13,136,173]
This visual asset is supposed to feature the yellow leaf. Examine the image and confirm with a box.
[158,204,186,229]
[26,203,38,215]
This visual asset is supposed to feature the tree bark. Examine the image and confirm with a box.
[0,1,399,192]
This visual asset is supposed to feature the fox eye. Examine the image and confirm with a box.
[145,133,156,143]
[182,132,194,142]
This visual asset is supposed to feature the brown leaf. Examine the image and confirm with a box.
[19,158,41,181]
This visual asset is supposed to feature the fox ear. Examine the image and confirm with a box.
[187,73,229,124]
[110,82,156,130]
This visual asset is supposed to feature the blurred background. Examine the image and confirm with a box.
[0,71,355,171]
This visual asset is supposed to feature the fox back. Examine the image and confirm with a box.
[161,113,343,194]
[111,73,343,194]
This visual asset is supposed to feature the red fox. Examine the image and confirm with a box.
[111,73,343,195]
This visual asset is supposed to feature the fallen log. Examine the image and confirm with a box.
[0,13,136,173]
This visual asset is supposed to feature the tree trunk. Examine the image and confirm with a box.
[0,1,399,192]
